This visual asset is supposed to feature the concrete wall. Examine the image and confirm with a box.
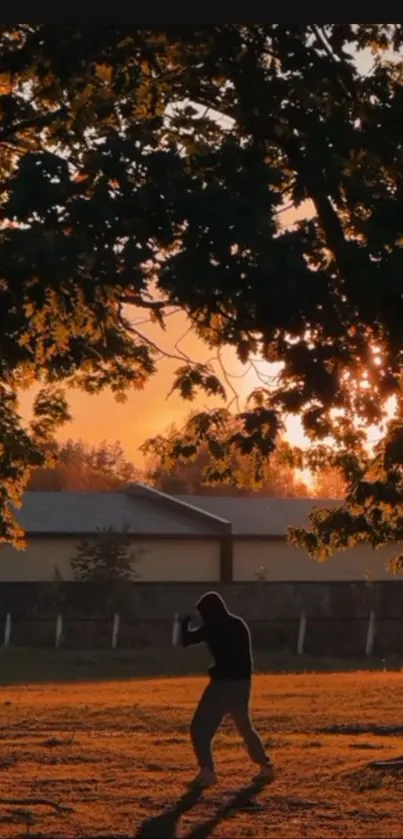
[0,538,220,582]
[233,539,403,581]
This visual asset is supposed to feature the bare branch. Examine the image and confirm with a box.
[131,306,182,328]
[118,310,201,367]
[118,294,168,311]
[0,106,67,144]
[215,347,240,411]
[173,322,195,360]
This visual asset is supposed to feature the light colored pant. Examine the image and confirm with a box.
[190,679,269,771]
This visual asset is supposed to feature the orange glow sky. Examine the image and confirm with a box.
[18,311,307,467]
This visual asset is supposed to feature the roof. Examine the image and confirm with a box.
[174,495,339,536]
[13,490,229,537]
[12,488,340,538]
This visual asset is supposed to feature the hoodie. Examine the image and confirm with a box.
[181,591,253,680]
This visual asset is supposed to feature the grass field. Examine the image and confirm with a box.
[0,653,402,838]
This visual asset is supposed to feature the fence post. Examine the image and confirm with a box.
[172,613,180,648]
[3,613,11,647]
[365,609,376,657]
[55,614,63,649]
[297,610,307,656]
[112,613,120,650]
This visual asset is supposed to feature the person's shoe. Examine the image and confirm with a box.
[253,762,276,784]
[189,768,217,788]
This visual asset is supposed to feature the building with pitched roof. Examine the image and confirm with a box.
[0,485,399,582]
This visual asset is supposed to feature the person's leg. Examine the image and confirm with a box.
[190,681,228,782]
[229,680,274,780]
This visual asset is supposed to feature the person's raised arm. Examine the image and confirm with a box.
[181,615,206,647]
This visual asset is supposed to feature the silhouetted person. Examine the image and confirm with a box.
[181,591,275,788]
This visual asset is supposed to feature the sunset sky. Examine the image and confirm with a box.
[18,205,310,467]
[18,310,307,467]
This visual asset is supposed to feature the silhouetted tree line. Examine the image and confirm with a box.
[27,433,346,499]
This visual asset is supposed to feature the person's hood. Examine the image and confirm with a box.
[196,591,229,624]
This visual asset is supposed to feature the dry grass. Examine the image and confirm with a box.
[0,664,402,837]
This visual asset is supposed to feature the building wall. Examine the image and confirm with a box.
[135,539,219,581]
[1,534,401,583]
[0,537,220,582]
[233,538,403,582]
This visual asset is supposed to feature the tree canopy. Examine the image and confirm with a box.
[311,466,347,500]
[28,438,142,491]
[3,25,403,557]
[143,414,309,497]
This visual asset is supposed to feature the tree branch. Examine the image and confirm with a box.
[117,306,198,365]
[118,294,167,311]
[0,106,67,144]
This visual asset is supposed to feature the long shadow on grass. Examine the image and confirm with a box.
[134,786,203,838]
[183,779,267,839]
